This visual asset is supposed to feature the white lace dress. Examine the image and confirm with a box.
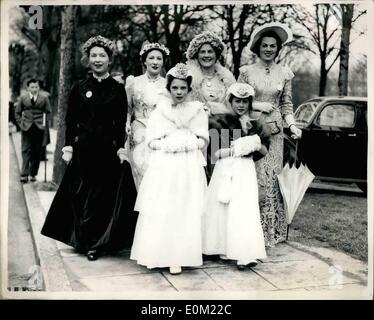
[238,61,295,247]
[187,60,236,115]
[125,74,167,189]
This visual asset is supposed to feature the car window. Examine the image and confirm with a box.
[317,104,355,128]
[295,102,318,123]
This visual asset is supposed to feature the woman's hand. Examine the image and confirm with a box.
[290,124,302,139]
[125,120,131,135]
[207,101,231,115]
[62,146,73,164]
[253,102,275,114]
[149,139,164,150]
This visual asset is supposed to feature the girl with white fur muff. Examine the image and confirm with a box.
[202,83,270,270]
[130,63,209,275]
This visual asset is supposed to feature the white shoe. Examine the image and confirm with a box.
[219,254,229,260]
[169,266,182,275]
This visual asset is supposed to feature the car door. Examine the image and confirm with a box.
[352,101,368,181]
[300,101,358,179]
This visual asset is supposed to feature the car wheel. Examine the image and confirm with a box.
[357,182,367,194]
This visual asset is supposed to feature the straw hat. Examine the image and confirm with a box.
[249,22,293,52]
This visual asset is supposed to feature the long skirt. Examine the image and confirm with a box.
[256,132,288,247]
[130,149,206,268]
[128,119,150,190]
[202,157,266,264]
[41,144,137,253]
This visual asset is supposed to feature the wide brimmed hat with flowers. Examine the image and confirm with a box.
[226,83,255,101]
[139,41,170,58]
[81,35,116,56]
[186,31,225,60]
[248,22,293,52]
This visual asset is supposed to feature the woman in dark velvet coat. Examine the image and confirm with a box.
[41,36,137,261]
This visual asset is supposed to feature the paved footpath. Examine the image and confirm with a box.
[6,129,370,299]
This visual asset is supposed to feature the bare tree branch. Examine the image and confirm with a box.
[352,9,367,24]
[327,50,341,73]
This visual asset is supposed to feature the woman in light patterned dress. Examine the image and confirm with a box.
[186,31,236,116]
[238,23,302,247]
[125,42,170,189]
[186,31,236,179]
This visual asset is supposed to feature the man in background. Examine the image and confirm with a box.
[15,79,51,183]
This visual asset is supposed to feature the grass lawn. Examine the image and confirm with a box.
[288,189,368,262]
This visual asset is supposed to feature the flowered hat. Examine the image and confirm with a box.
[226,83,255,101]
[166,63,192,81]
[139,41,170,58]
[81,35,116,56]
[186,31,225,60]
[248,22,293,52]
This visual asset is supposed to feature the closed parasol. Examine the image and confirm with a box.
[277,140,315,239]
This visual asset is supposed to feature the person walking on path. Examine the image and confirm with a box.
[125,42,170,189]
[15,79,51,183]
[238,23,302,247]
[130,63,209,275]
[41,35,137,261]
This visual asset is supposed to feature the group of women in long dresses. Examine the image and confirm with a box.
[41,22,302,274]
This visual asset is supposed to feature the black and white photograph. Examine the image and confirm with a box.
[1,0,372,301]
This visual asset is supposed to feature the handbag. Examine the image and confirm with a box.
[266,120,281,135]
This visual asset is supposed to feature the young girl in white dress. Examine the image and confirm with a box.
[130,63,209,275]
[202,83,270,270]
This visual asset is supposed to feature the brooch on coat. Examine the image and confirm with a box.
[86,91,93,98]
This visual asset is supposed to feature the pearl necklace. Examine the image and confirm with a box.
[146,72,161,83]
[92,72,110,82]
[203,73,215,87]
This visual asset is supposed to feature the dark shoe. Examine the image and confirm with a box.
[237,264,246,271]
[75,248,87,255]
[20,176,28,183]
[247,260,258,268]
[30,176,36,182]
[86,250,100,261]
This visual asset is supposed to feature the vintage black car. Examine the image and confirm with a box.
[284,96,367,192]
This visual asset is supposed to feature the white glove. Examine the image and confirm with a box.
[196,138,205,149]
[232,135,261,157]
[290,124,302,139]
[62,146,73,164]
[117,148,127,164]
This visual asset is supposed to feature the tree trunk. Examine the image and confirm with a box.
[319,55,327,96]
[52,6,78,184]
[338,4,354,96]
[9,43,25,102]
[44,6,62,125]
